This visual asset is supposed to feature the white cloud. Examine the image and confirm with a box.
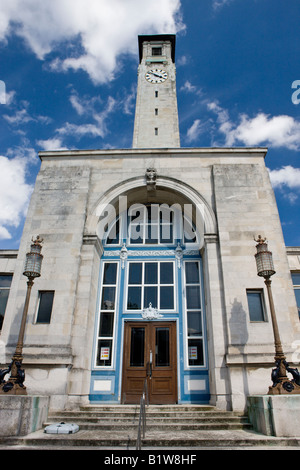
[122,86,136,115]
[3,107,34,125]
[0,0,184,84]
[36,137,67,151]
[177,55,188,66]
[69,92,103,116]
[58,95,116,139]
[226,114,300,150]
[213,0,234,10]
[186,119,203,142]
[3,100,52,126]
[268,166,300,205]
[268,166,300,189]
[0,156,33,239]
[207,100,300,150]
[180,81,197,93]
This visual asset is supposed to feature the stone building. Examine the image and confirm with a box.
[0,35,299,412]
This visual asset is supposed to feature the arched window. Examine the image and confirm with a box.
[103,203,199,247]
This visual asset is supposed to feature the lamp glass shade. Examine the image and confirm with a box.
[255,242,275,277]
[23,240,43,278]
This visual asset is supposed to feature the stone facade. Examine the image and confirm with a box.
[0,35,299,413]
[0,147,299,412]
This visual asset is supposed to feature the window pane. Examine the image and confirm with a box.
[188,338,204,366]
[160,263,173,284]
[0,274,12,288]
[185,262,200,284]
[152,47,162,56]
[160,223,173,243]
[155,328,170,366]
[247,291,265,321]
[103,263,117,284]
[101,287,115,310]
[99,312,114,337]
[36,291,54,323]
[160,207,173,223]
[144,286,157,308]
[184,220,197,243]
[130,232,143,244]
[145,224,158,244]
[97,339,112,366]
[160,286,174,309]
[144,263,157,284]
[130,328,145,366]
[186,286,201,309]
[187,311,202,336]
[129,263,142,284]
[106,220,119,244]
[292,273,300,285]
[0,289,9,330]
[294,289,300,318]
[129,206,145,243]
[127,287,141,309]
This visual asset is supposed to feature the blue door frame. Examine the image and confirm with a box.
[89,248,210,404]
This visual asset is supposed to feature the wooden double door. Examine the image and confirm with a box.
[122,321,177,404]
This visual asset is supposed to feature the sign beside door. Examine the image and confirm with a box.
[122,321,177,404]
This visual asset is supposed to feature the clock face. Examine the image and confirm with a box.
[145,69,168,84]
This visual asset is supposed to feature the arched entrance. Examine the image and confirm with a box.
[88,175,217,404]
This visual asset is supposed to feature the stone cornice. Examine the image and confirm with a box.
[39,147,268,161]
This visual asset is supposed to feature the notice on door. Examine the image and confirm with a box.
[189,346,197,360]
[100,347,110,360]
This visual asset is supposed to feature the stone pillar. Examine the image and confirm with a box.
[203,235,231,410]
[67,235,102,409]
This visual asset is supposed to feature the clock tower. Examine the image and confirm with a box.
[132,34,180,148]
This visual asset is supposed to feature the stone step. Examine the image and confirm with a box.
[80,404,215,411]
[45,404,252,432]
[2,428,300,449]
[1,403,299,449]
[44,420,251,431]
[48,410,247,421]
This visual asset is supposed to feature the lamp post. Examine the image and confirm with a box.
[0,236,43,395]
[254,235,300,394]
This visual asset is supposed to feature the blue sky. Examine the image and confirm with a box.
[0,0,299,249]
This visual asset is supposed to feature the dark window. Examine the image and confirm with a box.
[247,290,266,322]
[155,91,158,98]
[0,274,13,330]
[130,328,145,367]
[155,327,170,366]
[96,262,118,366]
[152,47,162,56]
[291,272,300,319]
[184,262,204,366]
[127,261,175,311]
[36,291,54,323]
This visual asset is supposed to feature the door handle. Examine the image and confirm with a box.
[147,350,153,379]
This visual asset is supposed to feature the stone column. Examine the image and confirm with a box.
[203,235,231,411]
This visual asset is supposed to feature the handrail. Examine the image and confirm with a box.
[136,378,149,450]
